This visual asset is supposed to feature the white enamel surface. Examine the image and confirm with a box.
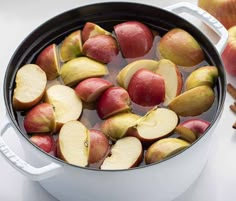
[1,0,236,201]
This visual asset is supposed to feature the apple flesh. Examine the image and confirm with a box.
[97,86,131,119]
[57,120,88,167]
[117,59,159,89]
[30,134,56,155]
[158,28,205,67]
[156,59,183,105]
[83,35,119,63]
[114,21,154,58]
[59,30,83,62]
[13,64,47,110]
[174,125,197,143]
[101,113,141,141]
[88,129,110,164]
[145,138,190,164]
[24,103,56,134]
[75,78,113,103]
[60,57,108,86]
[168,85,215,117]
[45,85,83,130]
[82,22,111,43]
[185,66,219,90]
[128,107,179,142]
[198,0,236,29]
[180,118,210,137]
[222,26,236,76]
[100,136,143,170]
[128,68,165,106]
[35,43,60,80]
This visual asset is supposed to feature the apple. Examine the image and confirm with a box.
[96,86,131,119]
[59,30,83,62]
[30,134,56,155]
[222,26,236,76]
[100,136,143,170]
[35,43,60,80]
[155,59,183,105]
[88,129,110,164]
[101,113,141,141]
[174,125,197,143]
[13,64,47,110]
[127,68,165,106]
[116,59,159,89]
[83,35,119,63]
[158,28,205,67]
[128,107,179,142]
[185,66,219,90]
[45,85,83,130]
[75,78,113,103]
[114,21,154,58]
[168,85,215,117]
[82,22,111,42]
[198,0,236,29]
[145,138,190,164]
[24,103,56,134]
[180,118,210,137]
[60,57,108,86]
[57,120,88,167]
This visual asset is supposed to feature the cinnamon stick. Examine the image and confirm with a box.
[230,104,236,114]
[233,121,236,129]
[227,83,236,100]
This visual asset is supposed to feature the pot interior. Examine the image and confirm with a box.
[4,2,226,169]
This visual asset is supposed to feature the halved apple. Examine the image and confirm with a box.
[57,120,88,167]
[128,107,179,142]
[45,85,82,129]
[100,136,143,170]
[13,64,47,110]
[60,57,108,86]
[35,43,60,80]
[145,138,190,164]
[59,30,83,62]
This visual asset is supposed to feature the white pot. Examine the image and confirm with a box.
[0,2,228,201]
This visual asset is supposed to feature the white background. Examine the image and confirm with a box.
[1,0,236,200]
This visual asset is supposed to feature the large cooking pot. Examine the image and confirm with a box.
[0,2,228,201]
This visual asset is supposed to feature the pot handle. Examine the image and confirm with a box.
[165,2,228,54]
[0,114,63,181]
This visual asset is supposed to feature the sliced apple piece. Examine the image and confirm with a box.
[13,64,47,110]
[101,113,141,141]
[45,85,82,129]
[174,125,197,143]
[24,103,56,134]
[57,120,88,167]
[145,138,190,164]
[60,57,108,86]
[156,59,183,105]
[59,30,83,62]
[100,136,143,170]
[35,43,60,80]
[116,59,159,89]
[185,66,219,90]
[88,129,110,164]
[168,85,215,117]
[128,107,179,142]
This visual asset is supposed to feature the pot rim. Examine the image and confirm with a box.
[3,1,227,172]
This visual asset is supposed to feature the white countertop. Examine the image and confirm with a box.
[1,0,236,200]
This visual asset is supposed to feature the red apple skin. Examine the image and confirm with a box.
[114,21,154,58]
[75,78,113,103]
[30,134,56,155]
[88,129,110,164]
[83,35,119,63]
[97,86,131,119]
[128,68,165,106]
[35,44,59,80]
[222,26,236,76]
[180,119,210,137]
[24,103,56,134]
